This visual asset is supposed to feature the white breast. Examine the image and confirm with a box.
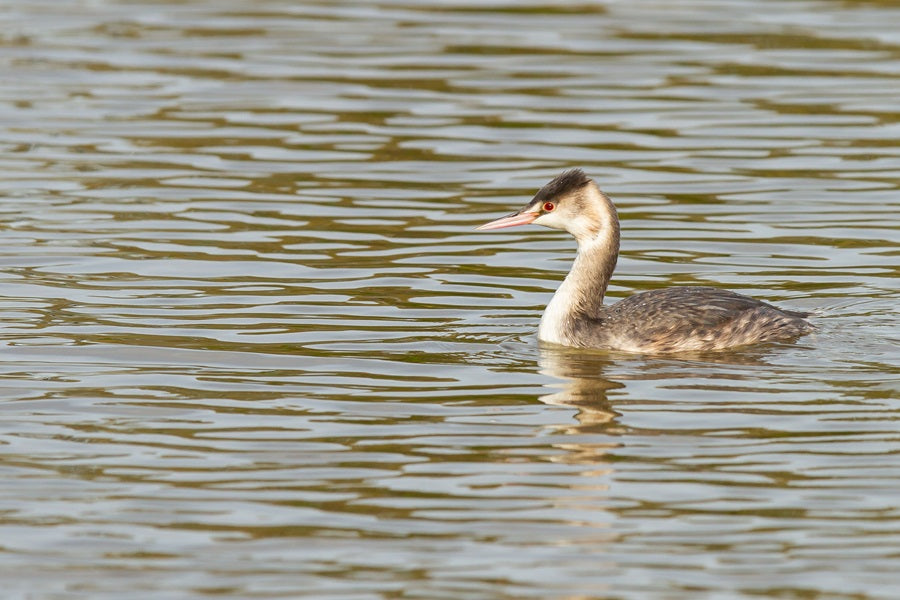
[537,278,577,346]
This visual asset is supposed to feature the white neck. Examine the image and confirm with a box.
[538,191,620,346]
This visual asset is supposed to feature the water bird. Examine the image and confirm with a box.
[477,169,813,353]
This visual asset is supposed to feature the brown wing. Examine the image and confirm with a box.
[572,286,811,352]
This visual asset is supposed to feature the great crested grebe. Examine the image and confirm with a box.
[477,169,813,353]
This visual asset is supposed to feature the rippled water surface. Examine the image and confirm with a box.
[1,0,899,598]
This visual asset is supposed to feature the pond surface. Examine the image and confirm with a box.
[1,0,898,598]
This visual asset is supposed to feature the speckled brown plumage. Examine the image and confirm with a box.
[566,286,812,352]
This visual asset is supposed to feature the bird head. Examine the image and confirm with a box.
[477,169,615,245]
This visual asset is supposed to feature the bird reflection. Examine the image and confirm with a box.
[533,343,794,464]
[535,346,626,464]
[538,346,622,421]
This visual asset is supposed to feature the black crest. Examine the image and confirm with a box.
[532,169,592,205]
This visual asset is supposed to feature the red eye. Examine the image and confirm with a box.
[543,202,555,212]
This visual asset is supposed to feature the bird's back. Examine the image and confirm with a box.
[566,286,812,353]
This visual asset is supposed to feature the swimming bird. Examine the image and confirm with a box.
[477,169,813,353]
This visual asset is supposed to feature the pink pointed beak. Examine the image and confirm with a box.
[476,210,539,231]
